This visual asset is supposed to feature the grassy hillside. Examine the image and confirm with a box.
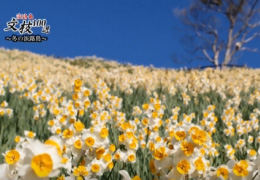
[1,48,260,179]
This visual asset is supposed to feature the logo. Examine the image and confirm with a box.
[4,13,50,42]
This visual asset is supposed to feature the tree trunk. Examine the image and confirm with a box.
[222,27,234,68]
[214,51,219,67]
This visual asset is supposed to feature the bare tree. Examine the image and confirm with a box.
[174,0,260,68]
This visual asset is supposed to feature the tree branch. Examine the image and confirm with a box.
[248,20,260,28]
[243,32,260,43]
[202,49,214,62]
[240,47,259,52]
[233,0,259,40]
[175,0,260,67]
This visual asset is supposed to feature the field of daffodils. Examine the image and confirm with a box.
[1,48,260,180]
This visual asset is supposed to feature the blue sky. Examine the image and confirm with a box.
[1,0,260,68]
